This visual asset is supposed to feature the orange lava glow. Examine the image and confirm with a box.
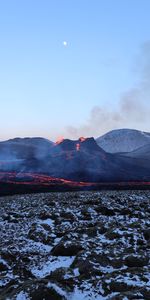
[0,172,93,187]
[79,137,86,142]
[0,172,150,189]
[76,143,80,151]
[55,136,64,145]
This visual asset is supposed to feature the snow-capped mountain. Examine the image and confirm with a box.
[96,129,150,153]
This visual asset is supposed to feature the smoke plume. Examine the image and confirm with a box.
[65,42,150,139]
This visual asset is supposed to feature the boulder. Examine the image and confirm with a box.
[0,260,9,271]
[95,205,115,216]
[124,255,149,268]
[28,224,52,245]
[51,240,83,256]
[143,229,150,241]
[29,284,66,300]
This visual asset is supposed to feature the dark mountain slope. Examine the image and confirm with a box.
[0,136,150,182]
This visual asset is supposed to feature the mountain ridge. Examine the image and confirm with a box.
[0,130,150,186]
[96,128,150,153]
[0,135,150,183]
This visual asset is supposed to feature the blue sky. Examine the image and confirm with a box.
[0,0,150,141]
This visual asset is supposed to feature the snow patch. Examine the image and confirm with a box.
[16,291,29,300]
[32,256,75,278]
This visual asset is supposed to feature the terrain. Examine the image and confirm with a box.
[96,129,150,153]
[0,133,150,194]
[0,190,150,299]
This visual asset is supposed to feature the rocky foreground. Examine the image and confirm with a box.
[0,191,150,300]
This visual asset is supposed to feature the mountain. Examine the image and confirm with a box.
[0,137,54,171]
[96,129,150,153]
[41,137,150,182]
[0,137,53,159]
[56,137,102,152]
[0,135,150,185]
[119,143,150,160]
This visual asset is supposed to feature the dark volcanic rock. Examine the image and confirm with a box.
[95,205,115,216]
[109,280,131,292]
[105,229,122,240]
[0,190,150,299]
[60,211,76,222]
[0,260,9,271]
[124,255,149,267]
[51,240,83,256]
[28,223,52,245]
[143,228,150,241]
[29,284,66,300]
[48,267,74,284]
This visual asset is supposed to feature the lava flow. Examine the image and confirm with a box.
[76,137,86,150]
[76,143,80,151]
[0,172,94,187]
[0,172,150,190]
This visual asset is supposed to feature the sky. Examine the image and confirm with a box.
[0,0,150,141]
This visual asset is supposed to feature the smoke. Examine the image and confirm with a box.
[0,138,55,173]
[65,42,150,139]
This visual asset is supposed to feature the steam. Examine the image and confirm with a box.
[65,42,150,139]
[0,138,54,173]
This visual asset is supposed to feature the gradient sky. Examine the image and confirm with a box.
[0,0,150,141]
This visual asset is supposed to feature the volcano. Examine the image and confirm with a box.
[0,135,150,193]
[55,137,101,152]
[49,137,150,182]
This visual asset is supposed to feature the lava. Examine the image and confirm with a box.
[76,143,80,151]
[0,172,94,187]
[79,137,86,142]
[0,172,150,189]
[55,136,64,145]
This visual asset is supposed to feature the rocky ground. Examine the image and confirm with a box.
[0,190,150,300]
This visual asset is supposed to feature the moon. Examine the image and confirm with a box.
[63,41,68,47]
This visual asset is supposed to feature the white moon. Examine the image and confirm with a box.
[63,41,67,47]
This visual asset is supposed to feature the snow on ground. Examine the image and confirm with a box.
[32,256,75,278]
[0,190,150,299]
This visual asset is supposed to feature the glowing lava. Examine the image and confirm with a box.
[76,143,80,151]
[55,136,64,145]
[0,172,150,187]
[79,137,86,142]
[76,137,86,150]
